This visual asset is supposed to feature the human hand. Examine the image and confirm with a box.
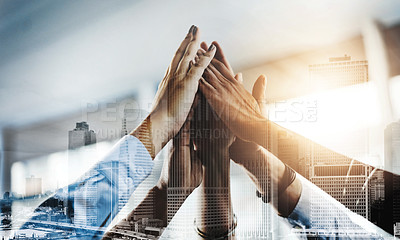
[199,48,268,148]
[192,43,235,160]
[229,74,267,165]
[131,25,216,158]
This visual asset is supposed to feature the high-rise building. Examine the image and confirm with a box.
[306,55,371,234]
[298,138,312,179]
[277,130,299,172]
[67,122,97,222]
[370,169,385,228]
[25,176,42,196]
[121,106,143,137]
[309,143,371,232]
[266,121,279,157]
[383,120,400,234]
[68,122,96,150]
[370,169,385,202]
[309,55,368,93]
[73,168,100,226]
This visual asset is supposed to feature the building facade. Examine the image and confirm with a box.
[384,120,400,234]
[309,55,368,92]
[68,122,96,150]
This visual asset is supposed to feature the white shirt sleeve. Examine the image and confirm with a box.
[287,174,393,239]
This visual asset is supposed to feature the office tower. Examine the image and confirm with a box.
[121,106,143,137]
[73,169,99,226]
[121,108,130,137]
[68,122,96,149]
[25,176,42,196]
[309,143,371,233]
[370,169,385,202]
[309,55,368,92]
[297,138,312,179]
[370,169,385,228]
[384,120,400,234]
[266,121,279,156]
[277,130,299,172]
[67,122,97,222]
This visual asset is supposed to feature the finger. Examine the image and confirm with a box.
[189,60,194,70]
[252,75,266,101]
[199,78,217,99]
[190,147,203,186]
[203,67,220,89]
[252,75,267,115]
[200,41,208,51]
[195,49,206,62]
[170,25,195,74]
[177,26,200,75]
[211,41,234,74]
[187,44,216,81]
[210,58,236,83]
[235,73,243,83]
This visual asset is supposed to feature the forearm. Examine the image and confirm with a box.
[131,116,157,159]
[236,146,301,217]
[201,148,231,187]
[199,148,234,234]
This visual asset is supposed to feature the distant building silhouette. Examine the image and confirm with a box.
[67,122,97,223]
[68,122,96,150]
[305,55,372,233]
[278,130,299,172]
[25,176,42,196]
[384,120,400,234]
[309,142,371,230]
[309,55,368,93]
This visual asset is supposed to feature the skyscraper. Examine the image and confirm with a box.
[309,143,371,232]
[309,55,368,93]
[67,122,97,223]
[307,55,371,234]
[277,130,299,172]
[25,176,42,196]
[384,120,400,234]
[68,122,96,150]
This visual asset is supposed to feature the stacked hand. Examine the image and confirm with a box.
[131,25,216,158]
[199,46,268,148]
[129,25,301,229]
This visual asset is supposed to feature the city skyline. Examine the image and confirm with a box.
[2,55,399,239]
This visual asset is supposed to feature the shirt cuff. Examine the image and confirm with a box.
[287,173,311,229]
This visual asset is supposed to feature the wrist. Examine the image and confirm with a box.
[198,147,230,168]
[131,116,156,159]
[253,119,269,149]
[230,140,261,166]
[277,176,302,217]
[200,148,231,188]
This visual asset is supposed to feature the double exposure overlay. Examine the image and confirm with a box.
[1,1,400,239]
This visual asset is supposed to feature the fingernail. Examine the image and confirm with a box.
[193,26,198,35]
[188,25,194,34]
[208,44,215,51]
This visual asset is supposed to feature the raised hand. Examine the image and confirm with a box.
[229,75,267,165]
[198,45,268,148]
[131,25,216,158]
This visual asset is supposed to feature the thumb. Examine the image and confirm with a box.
[234,72,243,83]
[252,75,266,102]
